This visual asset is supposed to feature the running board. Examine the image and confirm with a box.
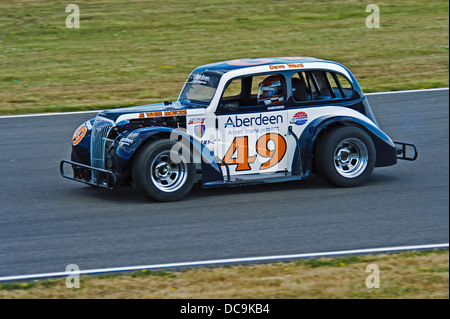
[227,174,304,187]
[202,172,306,189]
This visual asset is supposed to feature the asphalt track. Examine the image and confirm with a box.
[0,89,448,278]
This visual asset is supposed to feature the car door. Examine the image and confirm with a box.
[215,74,289,178]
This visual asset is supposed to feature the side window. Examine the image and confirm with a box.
[291,72,312,102]
[220,78,242,111]
[326,72,354,99]
[292,71,354,102]
[218,74,286,113]
[222,78,242,99]
[310,71,333,100]
[252,74,286,106]
[292,71,331,101]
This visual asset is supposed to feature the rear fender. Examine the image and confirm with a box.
[295,116,397,175]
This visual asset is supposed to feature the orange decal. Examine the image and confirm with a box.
[72,126,87,146]
[287,63,304,68]
[223,136,256,171]
[147,111,163,117]
[139,111,164,118]
[138,110,186,118]
[223,133,287,171]
[256,133,287,170]
[164,110,187,116]
[269,65,286,70]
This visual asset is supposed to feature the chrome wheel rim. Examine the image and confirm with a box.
[150,150,188,192]
[334,138,368,178]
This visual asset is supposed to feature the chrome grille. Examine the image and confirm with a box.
[90,115,114,182]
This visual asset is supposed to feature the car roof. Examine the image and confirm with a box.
[192,57,333,74]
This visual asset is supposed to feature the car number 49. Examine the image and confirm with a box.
[222,133,287,171]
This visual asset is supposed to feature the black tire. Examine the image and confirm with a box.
[315,126,376,187]
[132,139,196,201]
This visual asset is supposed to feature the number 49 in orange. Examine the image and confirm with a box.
[223,133,287,171]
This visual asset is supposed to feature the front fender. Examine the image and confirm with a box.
[71,118,96,165]
[113,127,223,184]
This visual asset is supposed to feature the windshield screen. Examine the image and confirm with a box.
[179,71,222,107]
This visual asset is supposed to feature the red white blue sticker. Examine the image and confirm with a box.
[290,112,308,126]
[188,117,205,125]
[194,125,206,138]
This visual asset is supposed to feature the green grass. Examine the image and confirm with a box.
[294,255,373,268]
[0,250,447,299]
[0,0,448,115]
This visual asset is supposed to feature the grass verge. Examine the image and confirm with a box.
[0,250,448,299]
[0,0,448,115]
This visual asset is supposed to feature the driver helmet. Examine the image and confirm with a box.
[257,75,285,105]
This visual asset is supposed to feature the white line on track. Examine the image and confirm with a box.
[365,87,449,96]
[0,87,448,120]
[0,243,447,282]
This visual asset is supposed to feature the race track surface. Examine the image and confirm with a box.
[0,90,448,277]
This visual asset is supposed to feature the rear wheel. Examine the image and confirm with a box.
[315,126,376,187]
[132,139,196,201]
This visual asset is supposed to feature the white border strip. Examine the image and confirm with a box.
[365,87,448,96]
[0,109,100,119]
[0,87,448,120]
[0,243,447,282]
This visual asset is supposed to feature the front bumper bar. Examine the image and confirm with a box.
[60,160,117,189]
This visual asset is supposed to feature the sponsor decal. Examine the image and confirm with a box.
[269,65,285,70]
[290,111,308,126]
[139,111,162,118]
[287,63,304,68]
[72,124,88,146]
[224,114,283,128]
[194,125,206,138]
[201,139,216,146]
[192,74,211,84]
[188,117,205,125]
[268,105,284,110]
[139,110,187,118]
[164,110,187,116]
[119,137,134,145]
[269,63,304,70]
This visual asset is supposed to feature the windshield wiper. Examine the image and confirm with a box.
[187,99,209,105]
[179,98,208,108]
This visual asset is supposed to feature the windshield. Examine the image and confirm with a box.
[179,71,222,107]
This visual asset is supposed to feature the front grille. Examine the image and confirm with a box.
[90,115,114,182]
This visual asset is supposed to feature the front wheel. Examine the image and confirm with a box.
[132,139,196,201]
[315,126,376,187]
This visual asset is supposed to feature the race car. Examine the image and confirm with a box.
[60,57,418,201]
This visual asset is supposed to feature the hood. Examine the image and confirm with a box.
[97,100,189,123]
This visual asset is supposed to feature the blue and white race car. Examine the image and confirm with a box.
[61,57,417,201]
